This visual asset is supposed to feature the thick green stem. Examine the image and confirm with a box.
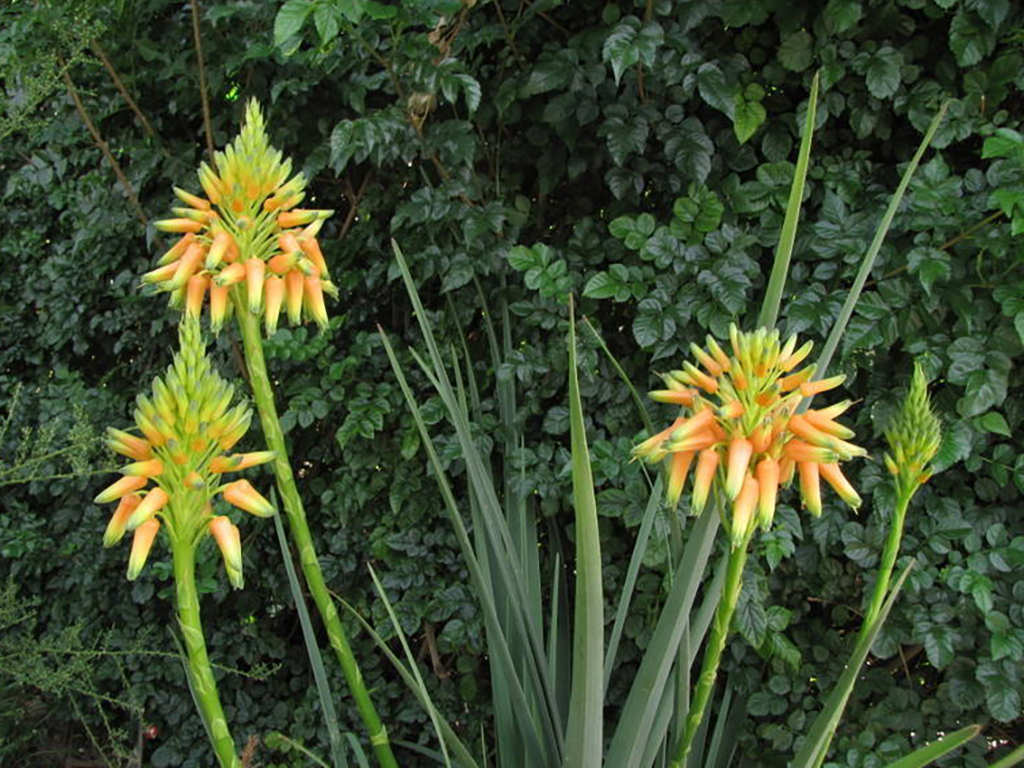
[670,532,751,768]
[172,538,241,768]
[858,490,911,645]
[233,301,398,768]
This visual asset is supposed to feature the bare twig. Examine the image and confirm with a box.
[91,43,155,138]
[189,0,215,160]
[61,69,148,226]
[340,172,372,239]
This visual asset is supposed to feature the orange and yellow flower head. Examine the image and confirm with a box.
[633,325,865,548]
[94,317,275,586]
[148,99,336,335]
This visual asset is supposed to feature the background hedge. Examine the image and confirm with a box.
[1,0,1022,765]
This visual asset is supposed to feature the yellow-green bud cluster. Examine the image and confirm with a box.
[884,363,941,498]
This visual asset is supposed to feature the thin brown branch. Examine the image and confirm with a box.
[189,0,215,160]
[339,172,372,240]
[61,69,147,226]
[91,43,155,138]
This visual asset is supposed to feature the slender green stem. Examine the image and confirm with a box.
[233,300,399,768]
[857,490,911,645]
[171,538,241,768]
[670,532,752,768]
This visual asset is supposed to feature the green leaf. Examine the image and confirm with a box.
[825,0,862,33]
[313,4,340,44]
[922,623,955,669]
[962,363,1009,418]
[987,681,1021,722]
[564,299,604,768]
[949,9,996,67]
[603,19,640,86]
[274,0,314,49]
[636,21,664,67]
[583,270,631,301]
[604,116,649,165]
[886,725,981,768]
[865,46,902,99]
[522,57,571,97]
[733,94,766,145]
[778,30,813,72]
[977,411,1011,436]
[697,62,735,118]
[665,118,714,183]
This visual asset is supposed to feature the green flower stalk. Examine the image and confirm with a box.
[859,362,941,639]
[147,100,398,768]
[94,318,276,768]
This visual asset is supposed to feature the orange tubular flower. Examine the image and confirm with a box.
[146,100,335,336]
[95,318,273,587]
[633,325,865,542]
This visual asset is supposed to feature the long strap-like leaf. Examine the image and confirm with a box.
[605,506,720,768]
[564,299,604,768]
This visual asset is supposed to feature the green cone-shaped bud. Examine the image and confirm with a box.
[884,362,942,498]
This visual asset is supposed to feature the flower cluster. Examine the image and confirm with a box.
[94,319,275,586]
[884,362,941,498]
[145,99,336,334]
[633,326,865,547]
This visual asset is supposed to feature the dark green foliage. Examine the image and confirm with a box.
[1,0,1023,765]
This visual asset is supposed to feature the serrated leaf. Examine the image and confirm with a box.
[962,366,1008,417]
[522,58,571,97]
[977,411,1011,436]
[733,95,766,144]
[274,0,314,49]
[986,681,1021,722]
[665,118,713,183]
[604,116,649,165]
[313,4,340,44]
[603,20,640,85]
[865,46,902,99]
[825,0,863,33]
[922,624,955,669]
[949,9,996,67]
[697,62,735,118]
[778,30,813,72]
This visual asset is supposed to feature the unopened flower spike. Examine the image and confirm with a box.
[634,327,865,548]
[884,362,942,499]
[94,317,275,586]
[150,99,336,335]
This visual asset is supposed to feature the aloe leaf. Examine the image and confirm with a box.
[367,563,452,768]
[758,70,820,331]
[271,498,347,768]
[605,505,720,768]
[604,475,664,690]
[337,595,481,768]
[811,102,949,382]
[990,744,1024,768]
[564,297,604,768]
[886,724,981,768]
